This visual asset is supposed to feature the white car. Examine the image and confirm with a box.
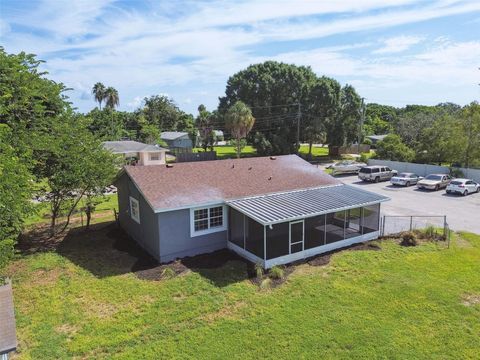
[390,172,421,187]
[328,160,367,175]
[446,178,480,196]
[417,174,451,191]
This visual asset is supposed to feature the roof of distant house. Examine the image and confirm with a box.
[366,134,389,141]
[123,155,342,211]
[102,141,166,154]
[160,131,190,140]
[0,281,17,355]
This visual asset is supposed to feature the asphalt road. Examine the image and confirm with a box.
[336,173,480,234]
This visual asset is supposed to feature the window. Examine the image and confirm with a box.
[129,197,140,224]
[149,153,160,161]
[190,205,227,236]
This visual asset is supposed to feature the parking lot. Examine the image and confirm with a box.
[337,174,480,234]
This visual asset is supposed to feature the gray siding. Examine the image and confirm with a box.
[115,173,160,260]
[158,208,228,262]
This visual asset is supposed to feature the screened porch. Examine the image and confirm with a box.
[226,184,387,268]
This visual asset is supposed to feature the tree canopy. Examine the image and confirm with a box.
[225,101,255,158]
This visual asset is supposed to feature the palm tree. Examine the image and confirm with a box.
[225,101,255,158]
[92,82,106,109]
[104,87,120,109]
[104,87,120,138]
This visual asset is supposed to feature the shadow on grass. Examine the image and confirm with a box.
[20,222,252,287]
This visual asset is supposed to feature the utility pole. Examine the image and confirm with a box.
[297,102,301,153]
[358,97,365,154]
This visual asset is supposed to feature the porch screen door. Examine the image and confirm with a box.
[289,220,304,254]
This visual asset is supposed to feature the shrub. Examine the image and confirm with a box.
[0,239,15,273]
[269,266,284,280]
[259,278,272,290]
[254,263,264,279]
[423,225,437,239]
[374,134,415,162]
[449,168,464,178]
[362,138,373,146]
[401,232,418,246]
[161,267,176,279]
[359,152,371,164]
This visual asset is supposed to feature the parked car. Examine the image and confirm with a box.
[416,174,451,191]
[327,160,367,175]
[358,165,397,182]
[390,172,421,186]
[446,178,480,196]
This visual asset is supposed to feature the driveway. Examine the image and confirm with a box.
[337,174,480,234]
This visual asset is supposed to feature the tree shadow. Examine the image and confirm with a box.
[52,222,253,287]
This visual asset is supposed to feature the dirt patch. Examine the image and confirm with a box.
[31,269,61,286]
[135,261,189,281]
[56,323,80,338]
[462,294,480,307]
[307,253,332,267]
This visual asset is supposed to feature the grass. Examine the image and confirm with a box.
[25,194,119,226]
[193,145,256,159]
[5,225,480,359]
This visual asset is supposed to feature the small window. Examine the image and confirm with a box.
[150,153,160,161]
[385,167,391,171]
[191,205,227,236]
[373,168,380,173]
[129,197,140,224]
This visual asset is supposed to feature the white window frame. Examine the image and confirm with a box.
[190,205,227,237]
[149,153,160,161]
[129,196,140,224]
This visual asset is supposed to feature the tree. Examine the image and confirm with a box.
[0,125,32,269]
[461,102,480,168]
[303,76,341,158]
[92,82,106,109]
[374,134,415,162]
[225,101,255,158]
[35,113,118,235]
[104,87,119,109]
[219,61,317,155]
[196,104,215,151]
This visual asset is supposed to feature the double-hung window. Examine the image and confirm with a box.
[129,197,140,224]
[191,205,227,236]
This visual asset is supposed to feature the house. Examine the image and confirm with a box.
[102,140,167,166]
[366,134,389,145]
[0,281,16,360]
[160,131,193,149]
[115,155,389,268]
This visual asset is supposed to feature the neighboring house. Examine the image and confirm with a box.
[0,281,17,360]
[160,132,193,149]
[366,134,389,145]
[103,140,167,166]
[115,155,389,268]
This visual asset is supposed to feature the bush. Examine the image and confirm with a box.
[269,266,284,280]
[359,152,371,164]
[161,267,176,279]
[254,263,264,279]
[449,168,464,178]
[259,278,272,290]
[0,239,15,272]
[374,134,415,162]
[400,232,418,246]
[362,138,373,146]
[423,225,437,239]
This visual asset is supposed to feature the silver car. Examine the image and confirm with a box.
[390,172,421,186]
[416,174,451,191]
[446,178,480,196]
[328,160,367,175]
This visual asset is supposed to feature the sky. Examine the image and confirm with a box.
[1,0,480,115]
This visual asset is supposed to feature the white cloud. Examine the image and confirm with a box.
[374,35,424,54]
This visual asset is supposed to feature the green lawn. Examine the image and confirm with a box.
[5,227,480,359]
[25,194,118,226]
[194,145,257,159]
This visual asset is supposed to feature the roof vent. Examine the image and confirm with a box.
[268,176,272,180]
[270,156,276,160]
[248,166,252,170]
[166,163,174,168]
[231,164,235,169]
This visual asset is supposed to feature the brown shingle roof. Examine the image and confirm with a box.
[124,155,340,211]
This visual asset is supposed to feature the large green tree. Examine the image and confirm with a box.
[225,101,255,158]
[374,134,415,162]
[0,125,32,269]
[219,61,317,155]
[461,102,480,168]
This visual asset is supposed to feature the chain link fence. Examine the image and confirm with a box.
[380,215,450,246]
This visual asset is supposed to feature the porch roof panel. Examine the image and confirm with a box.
[227,184,389,225]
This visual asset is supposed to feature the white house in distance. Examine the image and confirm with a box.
[102,140,167,166]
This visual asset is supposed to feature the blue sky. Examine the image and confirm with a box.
[1,0,480,115]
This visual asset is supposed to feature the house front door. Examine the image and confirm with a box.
[289,220,304,254]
